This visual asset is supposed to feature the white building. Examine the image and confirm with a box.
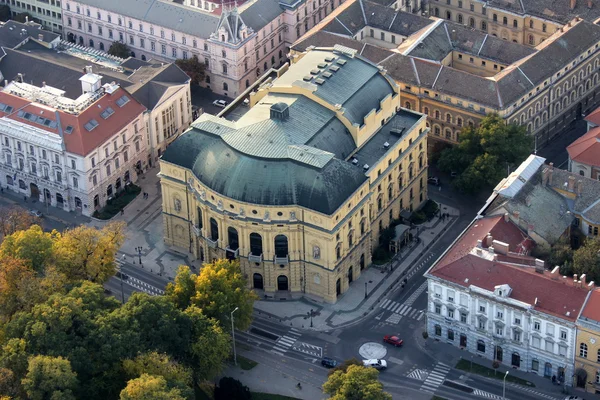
[0,72,148,216]
[0,0,63,33]
[425,213,593,384]
[61,0,347,97]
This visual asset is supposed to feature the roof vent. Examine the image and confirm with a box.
[269,102,289,121]
[336,59,347,66]
[363,164,370,171]
[383,142,390,149]
[352,158,359,165]
[324,56,335,62]
[322,71,332,78]
[303,75,312,81]
[317,63,328,69]
[314,78,325,85]
[310,69,320,75]
[329,65,340,72]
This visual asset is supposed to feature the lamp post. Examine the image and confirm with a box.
[503,370,509,399]
[365,282,368,299]
[135,246,143,266]
[307,309,313,328]
[231,307,239,366]
[119,254,126,304]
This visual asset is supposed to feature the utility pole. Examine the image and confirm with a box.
[231,307,239,366]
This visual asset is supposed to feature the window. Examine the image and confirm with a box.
[497,310,503,319]
[514,317,521,325]
[542,23,547,32]
[560,330,567,341]
[495,324,503,336]
[534,321,541,331]
[72,177,78,188]
[558,345,567,356]
[106,164,111,176]
[435,304,441,314]
[513,330,521,342]
[546,324,555,337]
[532,359,539,371]
[478,318,486,330]
[54,154,60,164]
[56,170,62,182]
[479,305,486,313]
[513,20,518,28]
[434,325,441,336]
[532,337,541,349]
[580,342,588,358]
[545,340,553,353]
[503,16,507,25]
[447,308,454,318]
[460,312,467,323]
[71,159,76,169]
[477,340,486,353]
[448,329,454,341]
[447,290,454,303]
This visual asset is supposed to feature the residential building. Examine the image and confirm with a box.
[61,0,348,98]
[427,0,600,47]
[0,35,192,168]
[575,289,600,393]
[0,70,147,216]
[159,45,428,302]
[0,19,60,49]
[292,0,600,153]
[425,212,593,384]
[585,106,600,130]
[567,127,600,180]
[0,0,63,33]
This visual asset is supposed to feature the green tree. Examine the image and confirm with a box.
[12,12,33,23]
[175,56,205,85]
[122,353,193,400]
[0,225,58,272]
[214,377,251,400]
[21,355,78,400]
[0,256,40,321]
[328,358,363,376]
[120,374,185,400]
[437,114,532,193]
[573,236,600,283]
[166,260,258,330]
[108,41,131,58]
[52,221,126,283]
[0,368,19,399]
[323,365,392,400]
[0,5,10,22]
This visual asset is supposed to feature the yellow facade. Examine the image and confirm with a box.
[159,47,428,303]
[575,320,600,393]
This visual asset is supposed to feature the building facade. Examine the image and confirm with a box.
[159,46,428,303]
[426,213,592,384]
[0,72,147,216]
[293,1,600,153]
[575,289,600,393]
[61,0,348,98]
[0,0,63,33]
[567,127,600,180]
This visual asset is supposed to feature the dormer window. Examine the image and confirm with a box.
[494,284,512,298]
[221,35,225,41]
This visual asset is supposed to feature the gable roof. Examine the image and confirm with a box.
[567,126,600,167]
[0,20,60,49]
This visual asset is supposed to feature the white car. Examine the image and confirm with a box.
[363,359,387,370]
[212,99,228,108]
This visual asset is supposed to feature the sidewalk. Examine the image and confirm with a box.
[254,203,460,332]
[414,329,570,400]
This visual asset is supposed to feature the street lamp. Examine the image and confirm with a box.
[231,307,239,366]
[365,282,368,299]
[135,246,143,266]
[503,370,509,399]
[307,309,314,328]
[119,254,126,304]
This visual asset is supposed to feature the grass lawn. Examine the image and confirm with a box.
[93,183,141,219]
[251,393,301,400]
[237,355,258,371]
[455,359,535,387]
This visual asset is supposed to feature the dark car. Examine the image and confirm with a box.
[383,335,404,347]
[115,271,129,280]
[427,177,440,186]
[321,357,338,368]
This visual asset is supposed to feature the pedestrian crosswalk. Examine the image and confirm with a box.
[404,281,427,306]
[380,300,425,324]
[472,389,503,399]
[270,328,302,356]
[406,369,428,380]
[420,362,450,394]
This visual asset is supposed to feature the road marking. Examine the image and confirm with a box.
[381,299,391,308]
[472,389,503,399]
[407,369,428,380]
[416,312,424,321]
[419,362,450,394]
[270,350,285,356]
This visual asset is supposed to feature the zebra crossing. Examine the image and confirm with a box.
[380,300,425,324]
[506,384,561,400]
[270,328,302,356]
[472,389,503,399]
[404,281,427,306]
[406,369,428,380]
[420,362,450,394]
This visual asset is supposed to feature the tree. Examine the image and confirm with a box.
[0,256,40,321]
[21,355,78,400]
[328,358,363,376]
[0,368,19,399]
[323,365,392,400]
[120,374,185,400]
[0,206,39,239]
[573,236,600,283]
[437,114,532,193]
[0,225,58,272]
[108,42,131,58]
[214,377,251,400]
[52,221,126,283]
[175,56,205,85]
[12,12,33,23]
[0,5,10,22]
[166,260,258,331]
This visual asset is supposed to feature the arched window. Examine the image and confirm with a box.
[405,101,411,109]
[424,106,429,115]
[99,42,105,51]
[246,79,250,88]
[89,39,94,48]
[250,233,263,256]
[222,63,228,74]
[223,82,228,91]
[457,14,463,24]
[227,227,239,250]
[445,129,452,139]
[434,125,441,135]
[469,18,475,28]
[263,62,268,71]
[446,113,452,123]
[434,7,440,17]
[477,340,486,353]
[210,218,219,241]
[528,35,534,45]
[580,343,588,358]
[271,56,275,65]
[435,110,440,119]
[446,10,452,20]
[481,21,487,30]
[279,49,283,59]
[457,117,463,127]
[274,235,288,258]
[502,16,507,25]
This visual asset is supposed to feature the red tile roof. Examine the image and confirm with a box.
[567,126,600,167]
[585,106,600,126]
[430,215,590,322]
[581,289,600,322]
[0,87,145,156]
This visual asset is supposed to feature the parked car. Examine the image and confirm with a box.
[427,177,440,186]
[28,209,43,218]
[363,359,387,370]
[564,397,585,400]
[115,271,129,280]
[321,357,338,368]
[450,171,458,178]
[243,98,250,106]
[383,335,404,347]
[212,99,228,108]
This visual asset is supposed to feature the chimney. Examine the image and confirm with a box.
[568,175,576,191]
[574,273,578,283]
[489,246,495,254]
[588,281,595,290]
[535,259,545,271]
[570,0,577,9]
[588,0,593,8]
[25,15,28,23]
[513,210,520,221]
[42,81,46,87]
[551,266,560,279]
[477,239,483,248]
[38,33,43,41]
[492,239,510,255]
[17,73,23,83]
[542,167,549,186]
[504,212,509,222]
[486,233,494,247]
[548,163,554,185]
[581,273,587,285]
[493,254,498,261]
[577,180,583,196]
[451,29,457,42]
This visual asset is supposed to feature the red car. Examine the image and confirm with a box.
[383,335,404,347]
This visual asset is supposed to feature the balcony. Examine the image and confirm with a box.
[274,255,289,265]
[205,237,218,248]
[225,247,239,259]
[248,253,263,263]
[191,225,201,237]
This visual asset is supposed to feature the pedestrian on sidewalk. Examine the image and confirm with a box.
[24,196,27,202]
[120,209,124,216]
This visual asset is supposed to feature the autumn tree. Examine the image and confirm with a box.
[108,41,131,58]
[120,374,185,400]
[122,353,193,399]
[166,261,258,330]
[0,225,57,272]
[573,236,600,283]
[437,114,532,193]
[323,365,392,400]
[0,256,40,321]
[53,221,125,283]
[175,56,205,85]
[0,367,19,399]
[0,206,40,239]
[21,355,78,400]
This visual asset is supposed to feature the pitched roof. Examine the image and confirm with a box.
[292,31,394,63]
[0,88,146,156]
[585,106,600,126]
[581,289,600,323]
[0,20,60,49]
[430,215,590,322]
[549,168,600,224]
[487,0,600,24]
[567,126,600,167]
